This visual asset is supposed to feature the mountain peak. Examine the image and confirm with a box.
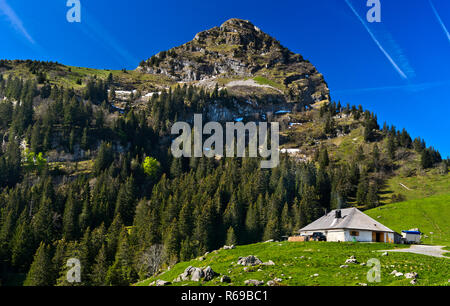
[219,18,261,33]
[138,19,330,104]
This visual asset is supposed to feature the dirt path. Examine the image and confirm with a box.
[380,245,449,258]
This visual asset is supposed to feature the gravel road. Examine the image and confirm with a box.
[380,245,449,258]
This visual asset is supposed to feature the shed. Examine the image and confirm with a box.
[401,230,422,244]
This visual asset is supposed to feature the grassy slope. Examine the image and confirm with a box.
[136,241,449,286]
[1,62,174,91]
[137,189,450,287]
[366,192,450,246]
[383,170,450,202]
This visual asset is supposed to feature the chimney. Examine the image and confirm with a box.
[335,210,342,219]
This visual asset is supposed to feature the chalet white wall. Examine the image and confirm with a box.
[326,230,346,242]
[298,230,395,243]
[345,230,372,242]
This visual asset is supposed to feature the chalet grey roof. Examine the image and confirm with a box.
[299,208,395,233]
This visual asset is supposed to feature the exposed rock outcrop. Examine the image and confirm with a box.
[174,266,218,282]
[137,18,329,105]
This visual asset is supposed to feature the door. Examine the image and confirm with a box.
[373,232,384,242]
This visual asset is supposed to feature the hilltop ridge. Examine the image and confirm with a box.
[137,18,330,105]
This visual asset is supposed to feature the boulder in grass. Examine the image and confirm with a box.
[404,272,418,279]
[203,266,218,281]
[155,279,171,286]
[262,260,275,266]
[244,279,264,286]
[237,255,263,266]
[176,266,195,282]
[191,268,204,282]
[220,275,231,283]
[345,256,359,264]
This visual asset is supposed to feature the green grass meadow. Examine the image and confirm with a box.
[366,192,450,246]
[136,241,449,287]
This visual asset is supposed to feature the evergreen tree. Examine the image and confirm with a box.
[11,213,35,271]
[91,244,108,286]
[114,176,136,225]
[225,226,237,246]
[356,178,369,205]
[24,242,53,286]
[105,228,136,286]
[366,184,379,209]
[421,149,433,169]
[281,203,293,236]
[63,192,79,240]
[244,202,260,243]
[32,196,54,244]
[318,147,330,169]
[94,142,114,174]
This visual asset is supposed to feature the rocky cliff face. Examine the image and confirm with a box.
[137,18,330,105]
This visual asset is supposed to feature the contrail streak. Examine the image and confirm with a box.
[345,0,408,79]
[0,0,35,44]
[429,0,450,43]
[334,79,450,95]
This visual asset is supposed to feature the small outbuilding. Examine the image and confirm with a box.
[401,230,422,244]
[297,208,397,243]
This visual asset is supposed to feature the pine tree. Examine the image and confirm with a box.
[78,199,92,233]
[170,157,183,179]
[244,202,260,243]
[11,212,34,271]
[324,114,335,135]
[163,220,180,264]
[63,192,79,240]
[281,203,293,236]
[32,196,54,244]
[318,147,330,169]
[105,214,123,261]
[356,179,369,205]
[366,184,379,208]
[386,134,396,160]
[51,239,67,283]
[30,122,42,153]
[263,215,281,241]
[421,149,433,169]
[91,244,108,286]
[81,127,89,150]
[114,176,136,225]
[94,142,114,174]
[24,242,53,286]
[298,185,320,227]
[105,228,136,286]
[225,226,237,245]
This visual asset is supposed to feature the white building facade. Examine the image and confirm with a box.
[299,208,397,243]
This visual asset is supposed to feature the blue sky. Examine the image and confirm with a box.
[1,0,449,158]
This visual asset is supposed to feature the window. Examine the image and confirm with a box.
[350,231,359,236]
